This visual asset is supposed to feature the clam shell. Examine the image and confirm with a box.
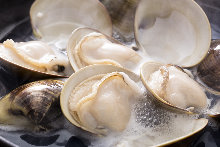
[30,0,112,41]
[60,64,140,134]
[140,62,208,113]
[117,118,208,146]
[197,40,220,94]
[134,0,211,67]
[0,41,74,80]
[67,27,142,72]
[157,118,208,146]
[0,55,64,83]
[0,79,64,127]
[101,0,139,41]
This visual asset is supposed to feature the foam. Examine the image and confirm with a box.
[83,93,202,147]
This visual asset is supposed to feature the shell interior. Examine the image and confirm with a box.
[140,62,208,113]
[134,0,211,67]
[30,0,112,42]
[60,64,141,134]
[116,118,208,146]
[0,40,73,77]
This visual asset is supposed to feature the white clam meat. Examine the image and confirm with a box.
[69,72,141,134]
[60,65,143,135]
[140,62,208,112]
[0,39,73,76]
[67,28,142,71]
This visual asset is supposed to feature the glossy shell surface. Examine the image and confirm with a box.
[135,0,211,67]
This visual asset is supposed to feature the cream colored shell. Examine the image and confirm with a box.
[135,0,211,67]
[140,62,208,113]
[67,27,142,72]
[60,65,142,135]
[0,40,73,76]
[30,0,112,40]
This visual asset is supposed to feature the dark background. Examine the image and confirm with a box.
[0,0,219,146]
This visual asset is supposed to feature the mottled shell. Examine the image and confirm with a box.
[0,80,64,126]
[197,40,220,92]
[101,0,139,41]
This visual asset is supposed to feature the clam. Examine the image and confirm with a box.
[0,39,73,78]
[30,0,112,50]
[134,0,211,67]
[197,40,220,93]
[60,65,143,135]
[140,62,208,113]
[0,79,64,128]
[67,27,142,72]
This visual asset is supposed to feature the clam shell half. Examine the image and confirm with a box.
[60,64,141,135]
[67,27,142,72]
[30,0,112,41]
[0,40,74,79]
[197,40,220,94]
[0,79,64,128]
[155,118,208,146]
[134,0,211,67]
[117,118,208,146]
[140,62,208,113]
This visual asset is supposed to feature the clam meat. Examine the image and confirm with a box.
[0,80,64,128]
[61,65,143,135]
[0,39,73,76]
[67,28,142,72]
[140,62,208,112]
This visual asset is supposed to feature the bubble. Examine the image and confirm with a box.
[81,92,204,147]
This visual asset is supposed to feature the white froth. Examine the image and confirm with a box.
[85,95,203,147]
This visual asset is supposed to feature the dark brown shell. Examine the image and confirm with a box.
[2,80,64,125]
[197,40,220,91]
[100,0,139,41]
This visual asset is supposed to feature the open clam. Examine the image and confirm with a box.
[0,40,74,79]
[140,62,208,113]
[67,27,142,72]
[60,65,208,146]
[60,65,143,135]
[0,79,64,129]
[30,0,112,49]
[134,0,211,67]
